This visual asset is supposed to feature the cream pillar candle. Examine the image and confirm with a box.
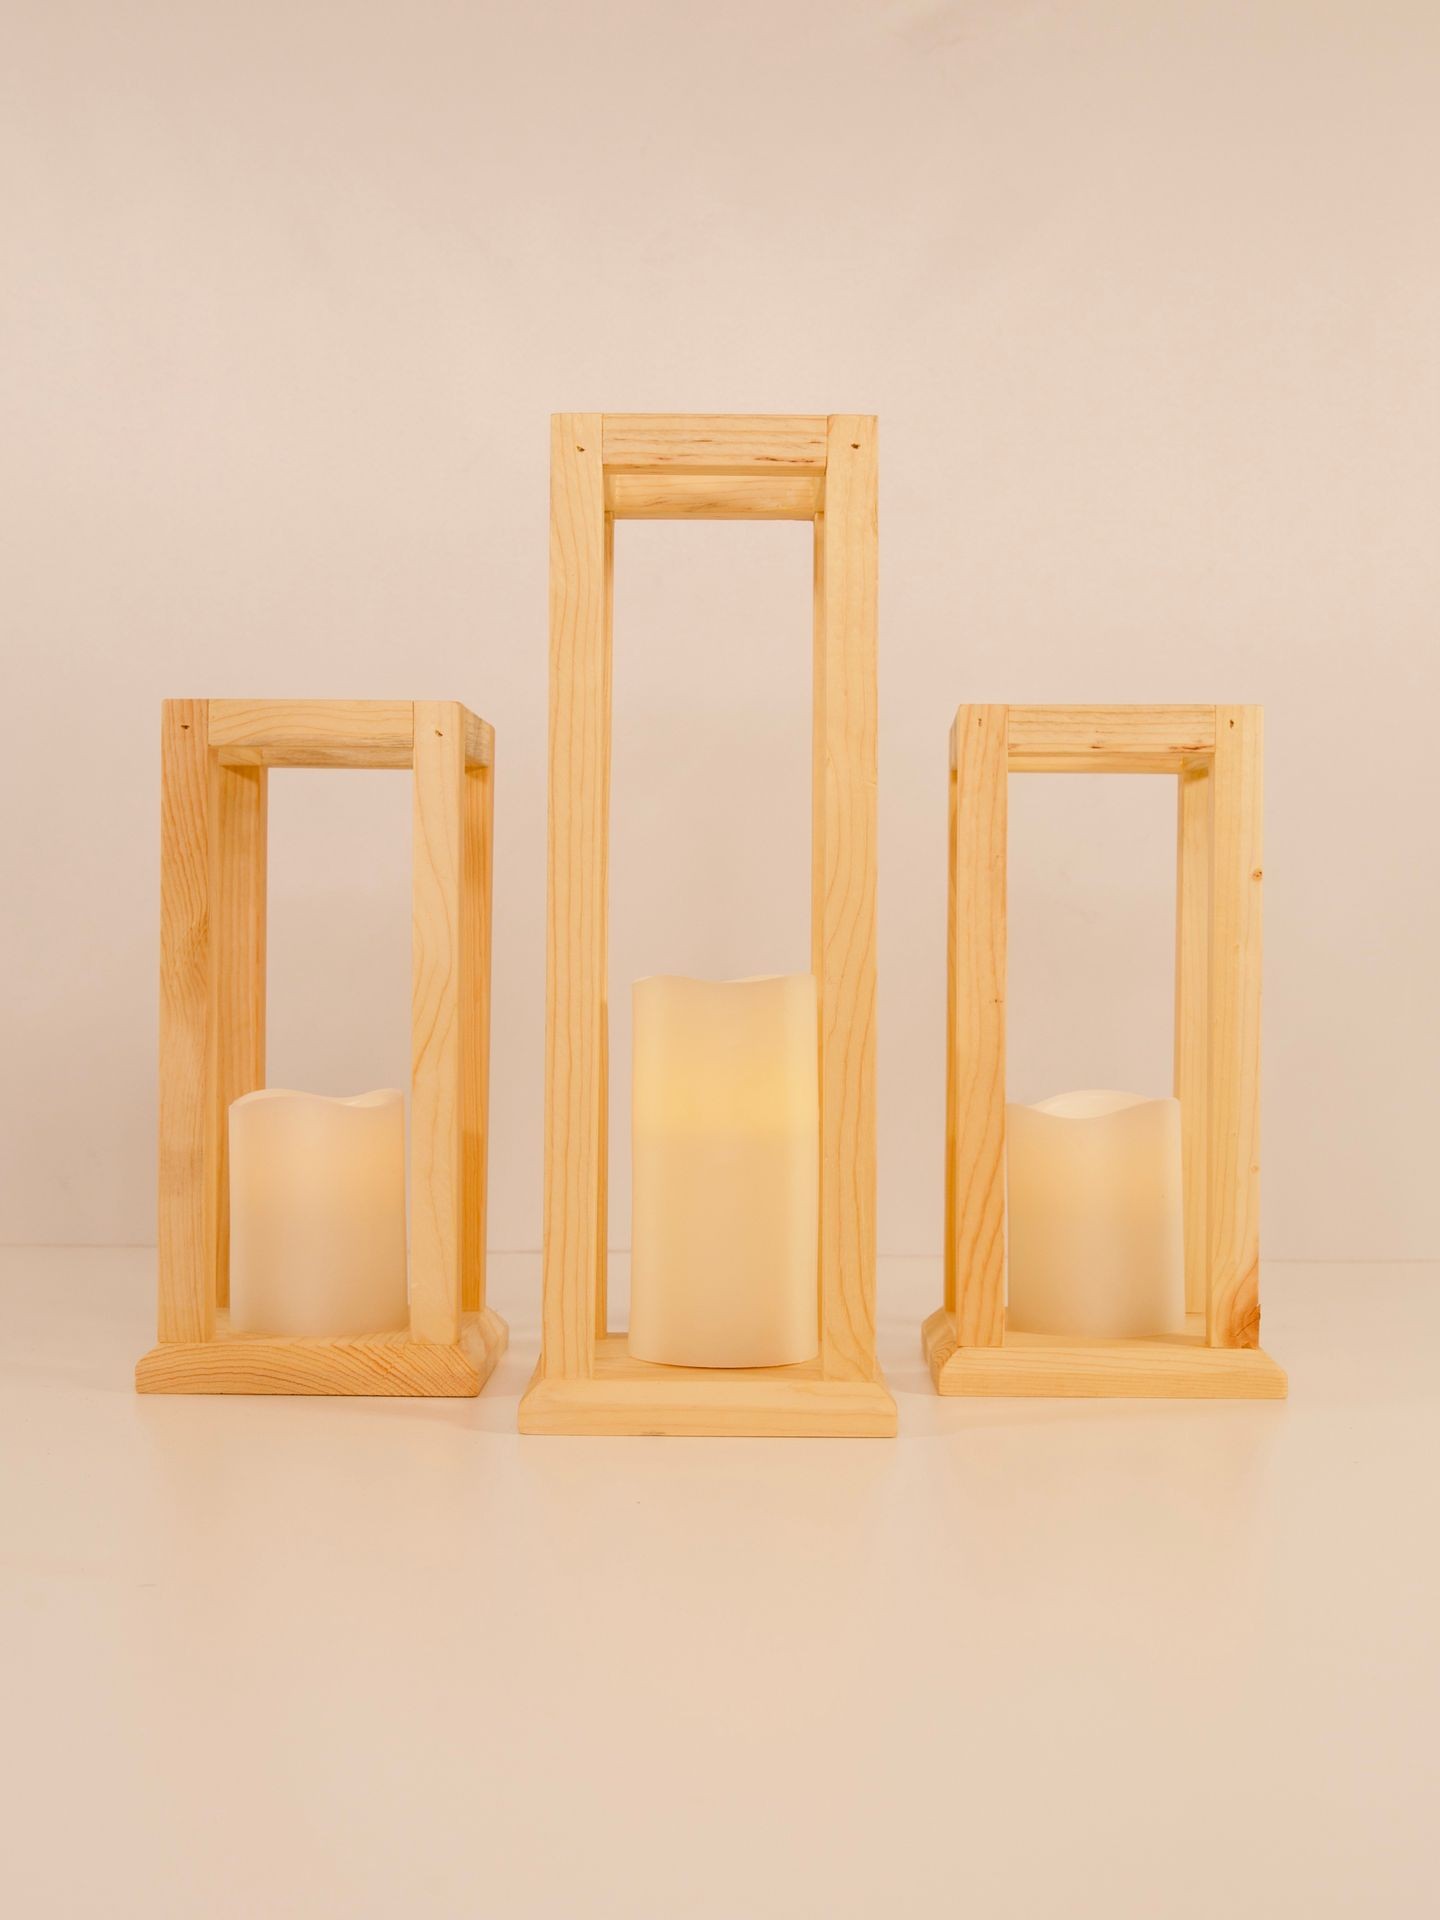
[1005,1090,1184,1339]
[228,1089,408,1338]
[629,974,820,1368]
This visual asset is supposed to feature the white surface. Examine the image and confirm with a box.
[3,0,1439,1261]
[3,1248,1436,1919]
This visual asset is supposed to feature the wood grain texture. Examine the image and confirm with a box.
[540,415,609,1379]
[524,412,893,1435]
[147,695,504,1395]
[1207,706,1263,1347]
[519,1339,897,1437]
[137,1308,507,1396]
[410,702,465,1344]
[948,705,1008,1347]
[594,518,614,1342]
[209,699,416,768]
[943,749,959,1316]
[928,698,1278,1396]
[1175,763,1211,1317]
[158,700,215,1342]
[463,709,495,768]
[1005,704,1217,772]
[605,472,822,519]
[460,755,493,1316]
[207,756,266,1309]
[601,413,828,474]
[923,1308,1285,1399]
[814,417,881,1382]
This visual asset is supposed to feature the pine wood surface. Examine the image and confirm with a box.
[946,705,1008,1348]
[525,412,894,1436]
[600,413,828,473]
[923,1308,1286,1399]
[1206,706,1264,1347]
[1174,763,1211,1316]
[605,472,822,519]
[137,1308,507,1397]
[930,701,1282,1399]
[144,698,504,1396]
[540,417,610,1382]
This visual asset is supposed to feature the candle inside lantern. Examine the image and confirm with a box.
[228,1089,408,1338]
[1005,1090,1184,1340]
[629,974,819,1368]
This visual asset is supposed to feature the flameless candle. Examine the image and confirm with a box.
[228,1089,408,1338]
[1005,1090,1184,1340]
[629,974,820,1368]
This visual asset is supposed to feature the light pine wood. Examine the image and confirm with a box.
[209,699,416,768]
[948,706,1008,1347]
[410,702,465,1345]
[157,700,215,1343]
[540,415,609,1380]
[594,515,615,1342]
[519,1337,896,1437]
[207,755,267,1309]
[463,709,495,769]
[942,744,958,1315]
[1206,706,1264,1348]
[460,754,493,1316]
[923,1309,1286,1399]
[605,472,822,520]
[1174,763,1211,1316]
[137,1308,507,1396]
[141,698,505,1396]
[522,413,894,1436]
[928,700,1282,1399]
[1004,704,1217,772]
[601,413,828,473]
[814,417,880,1381]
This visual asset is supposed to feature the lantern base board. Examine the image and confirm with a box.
[136,1306,508,1397]
[518,1335,897,1436]
[923,1308,1287,1400]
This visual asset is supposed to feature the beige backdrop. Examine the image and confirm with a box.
[2,0,1436,1260]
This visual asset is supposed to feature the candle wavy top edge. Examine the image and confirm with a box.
[1012,1089,1179,1121]
[229,1088,405,1113]
[632,971,816,991]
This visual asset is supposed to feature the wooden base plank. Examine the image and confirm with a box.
[922,1308,1286,1400]
[518,1336,896,1437]
[136,1308,507,1398]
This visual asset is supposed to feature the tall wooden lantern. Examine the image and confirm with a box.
[519,414,896,1436]
[924,703,1286,1398]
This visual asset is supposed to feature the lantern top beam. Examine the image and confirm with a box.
[949,703,1222,774]
[571,412,851,522]
[204,698,494,770]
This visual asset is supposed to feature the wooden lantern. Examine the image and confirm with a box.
[924,703,1287,1398]
[519,414,896,1436]
[136,698,507,1395]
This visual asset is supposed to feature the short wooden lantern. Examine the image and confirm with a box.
[519,413,897,1436]
[136,698,508,1395]
[924,703,1287,1398]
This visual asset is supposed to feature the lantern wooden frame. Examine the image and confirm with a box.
[923,703,1287,1398]
[519,413,896,1435]
[136,698,507,1395]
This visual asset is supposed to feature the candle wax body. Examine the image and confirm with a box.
[228,1088,408,1338]
[1005,1089,1184,1340]
[629,975,820,1368]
